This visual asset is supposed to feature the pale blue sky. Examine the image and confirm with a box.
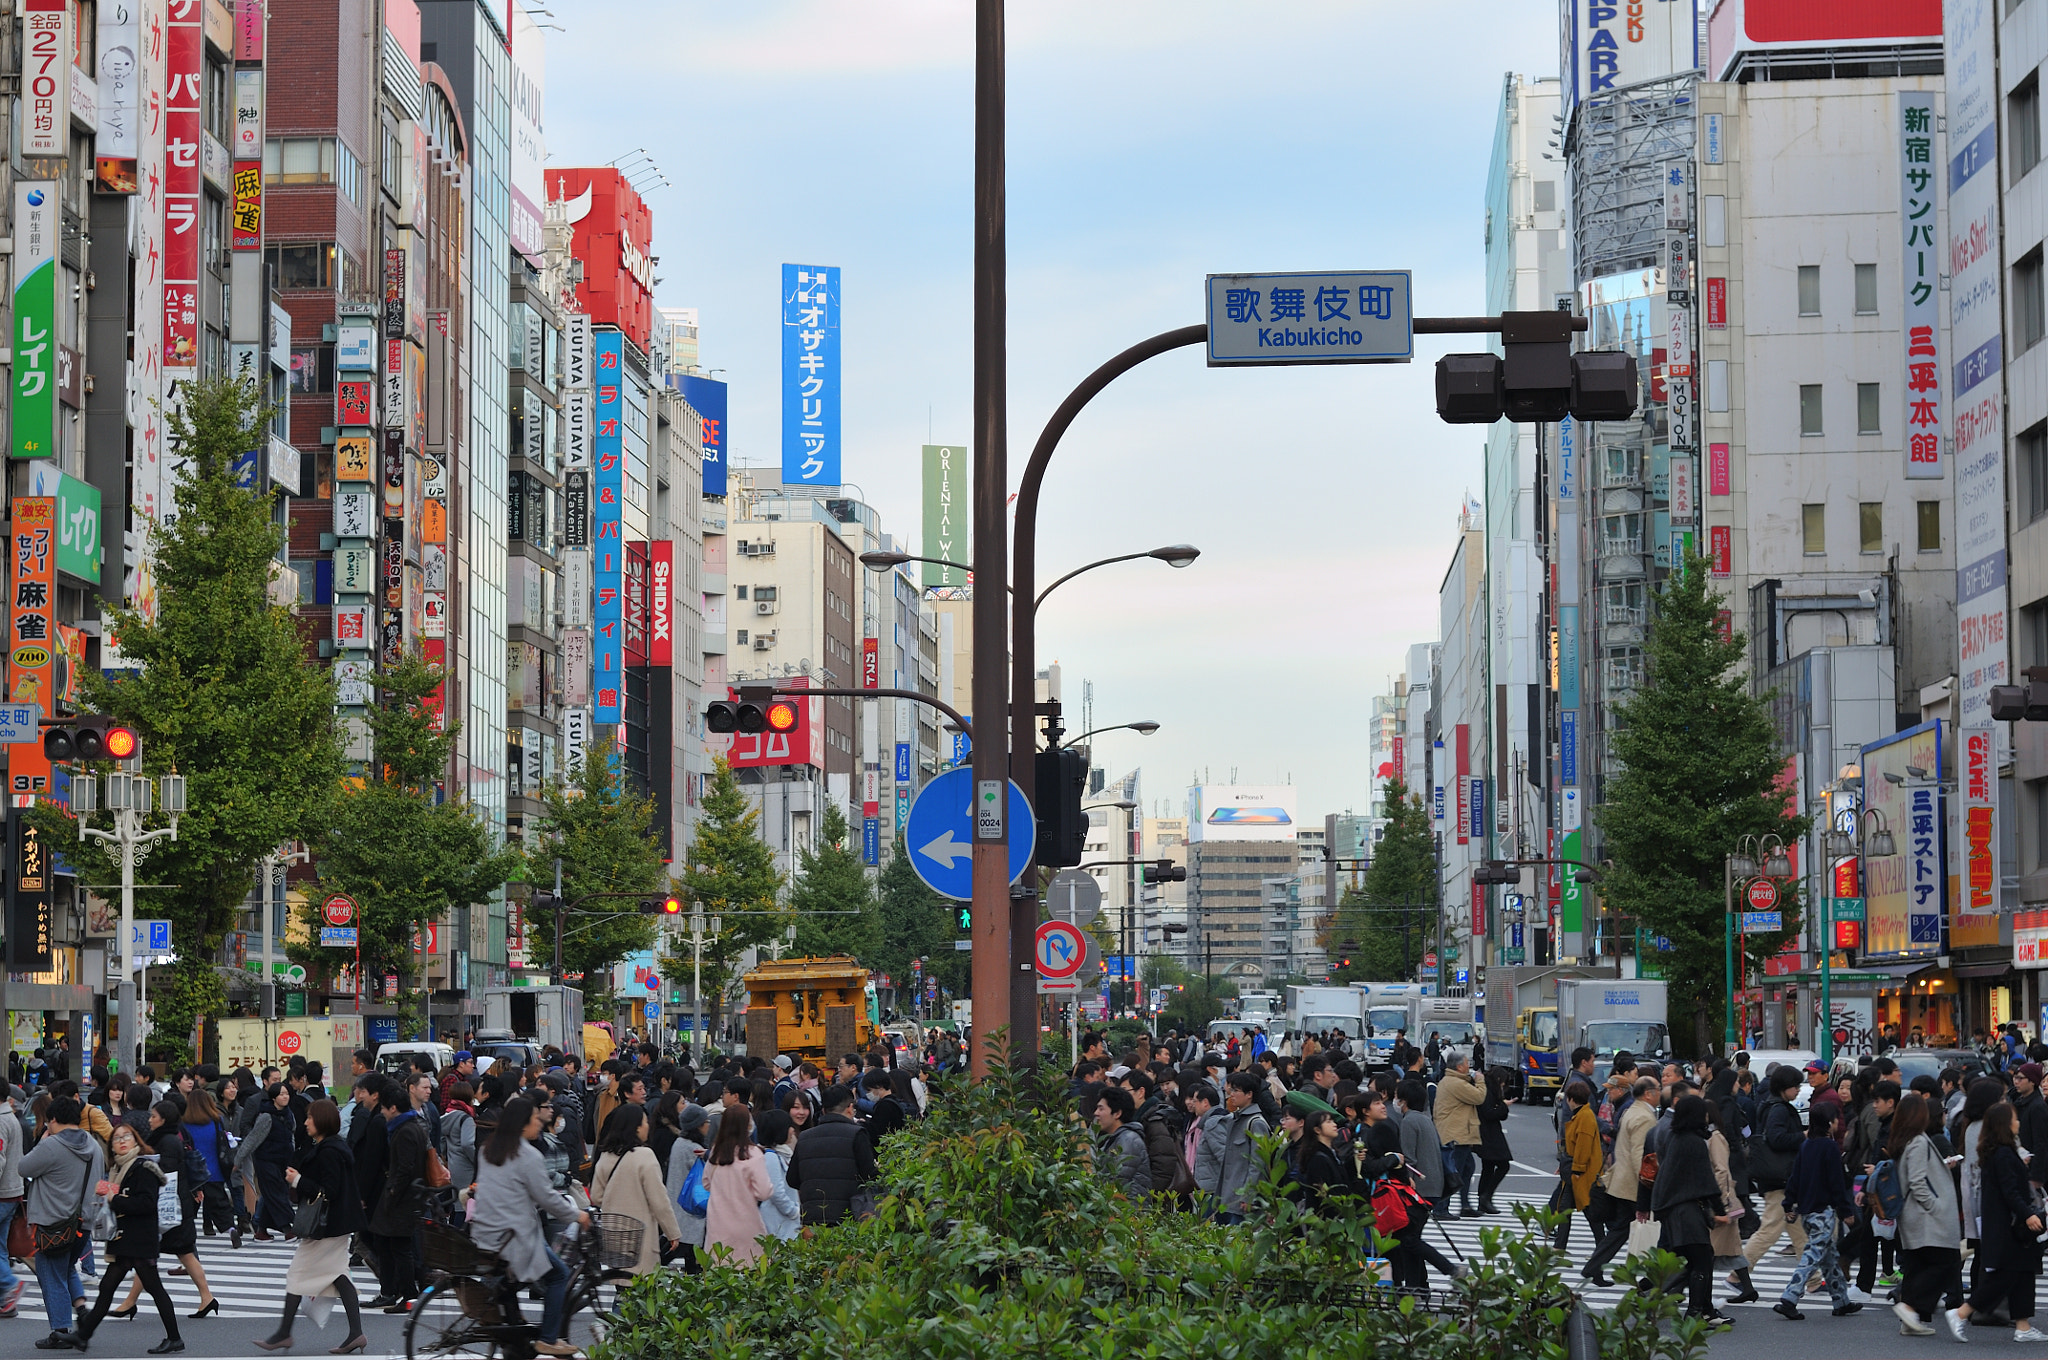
[539,1,1558,821]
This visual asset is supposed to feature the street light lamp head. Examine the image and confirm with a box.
[1883,772,1905,786]
[1148,544,1200,568]
[1825,829,1856,857]
[1130,721,1161,735]
[1763,847,1793,878]
[1906,765,1930,781]
[859,549,914,571]
[1731,851,1758,879]
[1870,828,1898,856]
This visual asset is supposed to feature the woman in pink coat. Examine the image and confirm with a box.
[702,1104,775,1266]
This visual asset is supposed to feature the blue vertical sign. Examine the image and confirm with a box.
[1467,777,1485,841]
[781,264,841,485]
[594,331,624,724]
[1907,784,1944,947]
[674,374,727,498]
[894,742,910,783]
[1558,604,1580,711]
[1560,710,1578,786]
[862,816,880,866]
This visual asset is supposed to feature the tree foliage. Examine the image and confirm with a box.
[871,839,967,1003]
[523,736,666,991]
[670,758,784,1012]
[788,801,880,961]
[306,648,520,987]
[32,375,343,1061]
[1599,555,1808,1056]
[1325,779,1435,985]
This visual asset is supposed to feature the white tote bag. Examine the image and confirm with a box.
[1625,1216,1662,1258]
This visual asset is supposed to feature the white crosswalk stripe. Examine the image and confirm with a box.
[0,1233,385,1324]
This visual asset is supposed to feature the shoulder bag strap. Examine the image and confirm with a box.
[70,1145,92,1221]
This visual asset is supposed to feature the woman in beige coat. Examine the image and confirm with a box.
[589,1105,681,1276]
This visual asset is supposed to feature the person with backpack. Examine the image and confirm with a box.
[1887,1092,1963,1336]
[1772,1100,1861,1321]
[1841,1078,1901,1301]
[1741,1065,1811,1275]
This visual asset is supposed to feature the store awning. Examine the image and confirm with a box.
[1952,962,2016,980]
[1776,961,1938,985]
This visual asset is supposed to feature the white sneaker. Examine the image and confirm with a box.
[2012,1330,2048,1344]
[1906,1321,1940,1337]
[1849,1287,1880,1306]
[1946,1308,1973,1343]
[1902,1302,1929,1327]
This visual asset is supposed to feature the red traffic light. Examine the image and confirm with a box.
[764,699,800,733]
[44,718,139,763]
[662,897,683,915]
[103,726,137,760]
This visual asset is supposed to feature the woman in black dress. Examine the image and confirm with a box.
[1946,1101,2048,1342]
[1652,1094,1735,1329]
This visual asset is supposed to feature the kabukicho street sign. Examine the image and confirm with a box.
[1205,270,1413,366]
[905,766,1035,900]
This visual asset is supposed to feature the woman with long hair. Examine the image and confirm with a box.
[1958,1076,2007,1300]
[176,1090,231,1241]
[252,1099,368,1354]
[58,1124,178,1355]
[1891,1092,1963,1336]
[700,1104,774,1267]
[1945,1102,2048,1343]
[647,1092,684,1182]
[1652,1094,1735,1328]
[247,1084,296,1241]
[1475,1066,1513,1215]
[1351,1089,1422,1289]
[588,1106,678,1277]
[1700,1094,1756,1306]
[468,1097,586,1358]
[110,1101,219,1321]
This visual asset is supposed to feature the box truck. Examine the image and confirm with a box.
[482,984,586,1060]
[1348,982,1431,1070]
[1285,985,1367,1047]
[1482,964,1618,1101]
[216,1015,366,1078]
[1556,978,1669,1085]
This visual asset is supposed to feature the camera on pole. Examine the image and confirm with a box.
[1434,310,1639,426]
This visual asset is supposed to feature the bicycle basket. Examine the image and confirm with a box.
[422,1221,495,1276]
[590,1215,644,1273]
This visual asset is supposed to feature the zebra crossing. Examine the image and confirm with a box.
[0,1233,384,1325]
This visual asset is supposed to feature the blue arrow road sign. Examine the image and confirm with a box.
[903,766,1034,900]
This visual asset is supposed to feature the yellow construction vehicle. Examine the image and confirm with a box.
[740,955,880,1060]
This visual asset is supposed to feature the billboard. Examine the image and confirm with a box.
[551,171,655,353]
[1708,0,1944,80]
[163,0,201,373]
[1899,92,1943,482]
[1950,0,2011,732]
[95,0,140,191]
[508,5,546,263]
[593,331,623,725]
[673,374,726,498]
[12,184,57,462]
[922,444,966,589]
[1185,785,1299,843]
[22,0,70,158]
[781,264,841,486]
[1860,722,1943,960]
[1562,0,1697,110]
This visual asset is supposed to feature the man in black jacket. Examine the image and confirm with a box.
[1741,1066,1810,1273]
[787,1084,878,1225]
[2015,1063,2048,1186]
[1127,1070,1183,1196]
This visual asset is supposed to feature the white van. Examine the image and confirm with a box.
[374,1041,455,1077]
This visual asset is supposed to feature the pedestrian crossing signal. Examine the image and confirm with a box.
[957,906,972,931]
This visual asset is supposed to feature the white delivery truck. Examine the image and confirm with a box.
[482,984,586,1061]
[1350,982,1431,1070]
[1555,978,1670,1085]
[216,1015,366,1079]
[1413,994,1483,1060]
[1285,985,1367,1049]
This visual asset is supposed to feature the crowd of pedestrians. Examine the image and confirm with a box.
[1543,1027,2048,1340]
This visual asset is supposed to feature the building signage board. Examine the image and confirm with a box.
[163,0,201,372]
[1564,0,1697,108]
[922,444,966,589]
[1900,91,1945,482]
[1948,0,2010,729]
[649,541,672,667]
[96,1,140,190]
[23,0,70,158]
[674,374,726,499]
[1205,270,1413,365]
[8,498,55,797]
[27,463,101,584]
[11,184,57,462]
[593,331,623,724]
[781,264,841,486]
[1962,724,1999,914]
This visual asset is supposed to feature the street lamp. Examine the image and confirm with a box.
[686,908,722,1066]
[1059,721,1160,748]
[1036,545,1199,610]
[1818,806,1894,1063]
[72,765,186,1074]
[1724,833,1792,1051]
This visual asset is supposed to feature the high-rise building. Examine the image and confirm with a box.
[1185,784,1300,987]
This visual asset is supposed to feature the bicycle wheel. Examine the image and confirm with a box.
[558,1265,619,1354]
[405,1279,503,1360]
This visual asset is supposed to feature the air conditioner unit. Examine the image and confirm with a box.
[752,635,775,651]
[755,601,778,615]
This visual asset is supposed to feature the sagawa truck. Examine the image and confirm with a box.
[1556,978,1670,1085]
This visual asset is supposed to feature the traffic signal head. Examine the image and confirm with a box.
[1433,312,1639,426]
[1991,679,2048,722]
[1142,859,1187,884]
[1473,861,1523,886]
[44,717,139,763]
[956,905,972,932]
[707,690,804,735]
[663,896,683,915]
[1034,746,1089,870]
[639,896,686,915]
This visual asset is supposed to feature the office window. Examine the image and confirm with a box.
[2035,779,2048,870]
[1860,502,1883,554]
[2027,600,2048,670]
[2025,423,2048,523]
[756,586,778,602]
[1534,180,1556,213]
[1855,263,1878,314]
[1858,382,1881,434]
[1799,383,1824,435]
[735,630,748,645]
[1707,359,1729,412]
[1798,265,1821,316]
[2018,248,2047,352]
[1917,500,1942,552]
[1703,194,1726,249]
[264,243,334,290]
[734,585,747,600]
[1802,504,1826,555]
[2016,76,2042,183]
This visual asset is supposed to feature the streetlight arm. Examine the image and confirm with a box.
[1034,551,1151,610]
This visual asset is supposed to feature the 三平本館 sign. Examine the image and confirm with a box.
[1206,270,1412,366]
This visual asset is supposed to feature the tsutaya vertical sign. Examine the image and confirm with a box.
[1962,725,1999,914]
[1901,91,1945,482]
[1950,0,2010,729]
[11,184,57,461]
[593,330,623,725]
[163,0,203,372]
[22,0,71,158]
[922,444,966,589]
[781,264,840,486]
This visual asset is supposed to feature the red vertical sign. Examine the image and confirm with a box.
[1454,723,1469,846]
[8,499,56,797]
[862,636,879,690]
[1705,277,1727,329]
[623,542,647,666]
[1709,525,1732,575]
[648,541,672,667]
[1471,880,1485,939]
[163,0,202,370]
[1708,442,1730,496]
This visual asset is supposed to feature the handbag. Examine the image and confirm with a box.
[5,1200,28,1261]
[676,1156,708,1218]
[849,1186,880,1221]
[155,1171,182,1230]
[424,1146,452,1190]
[1624,1215,1662,1258]
[32,1146,92,1256]
[292,1192,327,1239]
[1637,1150,1659,1187]
[1167,1155,1197,1198]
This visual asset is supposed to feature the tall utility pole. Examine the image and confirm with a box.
[968,0,1011,1077]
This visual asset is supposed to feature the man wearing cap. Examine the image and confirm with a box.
[439,1051,476,1107]
[770,1055,797,1107]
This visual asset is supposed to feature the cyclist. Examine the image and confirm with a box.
[469,1097,587,1358]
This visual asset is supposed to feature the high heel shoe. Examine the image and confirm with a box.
[329,1335,368,1354]
[187,1301,218,1320]
[108,1306,136,1321]
[251,1336,294,1352]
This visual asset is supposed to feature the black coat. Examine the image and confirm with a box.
[346,1102,387,1221]
[863,1096,906,1147]
[786,1112,878,1226]
[104,1156,167,1260]
[1977,1143,2045,1275]
[371,1111,429,1236]
[2019,1091,2048,1186]
[1287,1138,1354,1212]
[291,1137,367,1240]
[1651,1128,1722,1250]
[148,1123,197,1257]
[1478,1086,1512,1162]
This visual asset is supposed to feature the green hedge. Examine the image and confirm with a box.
[593,1057,1709,1360]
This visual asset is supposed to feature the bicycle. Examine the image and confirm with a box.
[405,1210,643,1360]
